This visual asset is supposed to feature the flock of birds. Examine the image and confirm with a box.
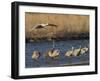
[32,46,89,61]
[29,23,89,61]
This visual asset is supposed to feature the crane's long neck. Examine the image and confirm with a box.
[53,39,55,49]
[72,47,74,51]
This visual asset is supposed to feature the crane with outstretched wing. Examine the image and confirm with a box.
[29,23,57,32]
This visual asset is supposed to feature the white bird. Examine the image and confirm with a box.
[51,49,60,57]
[32,51,40,60]
[81,47,89,54]
[65,47,74,57]
[72,46,81,56]
[45,49,60,59]
[30,23,57,32]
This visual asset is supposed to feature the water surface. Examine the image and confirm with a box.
[25,39,89,68]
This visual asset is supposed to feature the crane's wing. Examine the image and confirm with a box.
[29,23,58,32]
[29,24,41,32]
[48,24,58,27]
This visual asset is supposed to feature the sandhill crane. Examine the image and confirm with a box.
[81,47,89,55]
[72,46,82,56]
[65,46,89,57]
[30,23,57,32]
[65,47,74,57]
[29,23,58,48]
[32,51,40,60]
[45,49,60,59]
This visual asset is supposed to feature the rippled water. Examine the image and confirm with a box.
[25,39,89,68]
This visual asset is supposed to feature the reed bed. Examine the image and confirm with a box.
[25,12,89,40]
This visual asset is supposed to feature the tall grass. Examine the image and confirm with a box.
[25,12,89,39]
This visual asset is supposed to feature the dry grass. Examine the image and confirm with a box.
[25,12,89,39]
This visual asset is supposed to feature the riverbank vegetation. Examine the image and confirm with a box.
[25,12,89,42]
